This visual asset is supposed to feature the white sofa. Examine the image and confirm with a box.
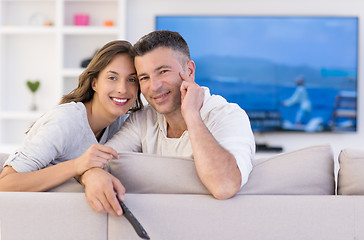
[1,145,364,240]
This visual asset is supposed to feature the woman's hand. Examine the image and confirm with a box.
[74,144,118,175]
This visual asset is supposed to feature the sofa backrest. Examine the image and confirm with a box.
[1,144,336,195]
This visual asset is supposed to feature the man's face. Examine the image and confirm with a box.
[135,47,188,116]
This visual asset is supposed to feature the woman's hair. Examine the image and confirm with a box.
[60,40,143,112]
[134,30,191,64]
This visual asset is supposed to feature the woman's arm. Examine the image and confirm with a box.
[0,144,118,192]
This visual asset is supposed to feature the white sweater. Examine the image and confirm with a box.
[4,102,127,172]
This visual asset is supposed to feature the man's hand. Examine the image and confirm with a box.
[81,168,125,217]
[179,72,204,123]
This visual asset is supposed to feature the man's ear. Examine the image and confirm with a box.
[186,60,196,77]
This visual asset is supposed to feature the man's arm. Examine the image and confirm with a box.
[180,73,243,200]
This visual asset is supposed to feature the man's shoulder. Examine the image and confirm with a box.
[204,90,245,116]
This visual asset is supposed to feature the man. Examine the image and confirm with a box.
[80,30,255,216]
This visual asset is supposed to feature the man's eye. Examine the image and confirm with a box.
[139,77,148,81]
[160,70,168,74]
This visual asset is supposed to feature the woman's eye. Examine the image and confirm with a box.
[108,76,117,81]
[128,78,137,82]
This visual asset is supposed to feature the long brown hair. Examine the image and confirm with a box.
[26,40,142,134]
[60,40,143,112]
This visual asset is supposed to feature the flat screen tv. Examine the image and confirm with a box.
[156,16,358,132]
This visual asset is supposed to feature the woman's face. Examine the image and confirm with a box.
[92,54,138,120]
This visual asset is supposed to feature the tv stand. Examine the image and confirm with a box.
[256,143,283,153]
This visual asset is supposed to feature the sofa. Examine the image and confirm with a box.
[1,144,364,240]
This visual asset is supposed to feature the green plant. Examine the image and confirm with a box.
[26,80,40,93]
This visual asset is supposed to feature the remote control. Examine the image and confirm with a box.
[117,196,150,239]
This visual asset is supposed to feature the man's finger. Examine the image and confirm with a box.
[179,72,193,82]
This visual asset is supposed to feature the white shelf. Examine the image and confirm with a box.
[1,1,54,2]
[63,0,118,2]
[0,111,44,120]
[0,26,56,34]
[62,26,119,35]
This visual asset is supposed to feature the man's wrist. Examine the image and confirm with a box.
[78,168,95,186]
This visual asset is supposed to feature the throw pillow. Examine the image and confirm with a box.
[110,152,210,194]
[238,144,335,195]
[337,148,364,195]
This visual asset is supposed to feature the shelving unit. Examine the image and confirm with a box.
[0,0,126,152]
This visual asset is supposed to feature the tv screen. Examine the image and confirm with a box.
[156,16,358,132]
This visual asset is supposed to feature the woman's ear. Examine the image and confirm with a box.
[91,78,97,91]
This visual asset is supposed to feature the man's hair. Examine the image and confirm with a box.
[134,30,191,60]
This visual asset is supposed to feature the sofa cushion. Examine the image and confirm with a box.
[239,144,335,195]
[110,152,210,194]
[109,144,335,195]
[338,148,364,195]
[48,177,85,192]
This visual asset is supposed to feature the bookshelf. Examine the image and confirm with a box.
[0,0,126,152]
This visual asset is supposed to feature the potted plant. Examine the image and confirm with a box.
[26,80,40,111]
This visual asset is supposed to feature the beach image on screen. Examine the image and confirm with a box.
[156,16,358,132]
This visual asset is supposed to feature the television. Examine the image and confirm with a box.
[156,16,358,132]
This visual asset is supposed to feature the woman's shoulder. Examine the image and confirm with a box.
[30,102,87,133]
[43,102,86,120]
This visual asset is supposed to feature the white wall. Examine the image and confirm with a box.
[126,0,364,158]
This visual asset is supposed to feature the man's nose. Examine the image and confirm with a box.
[150,77,162,91]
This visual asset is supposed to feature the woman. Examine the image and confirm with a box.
[0,40,142,191]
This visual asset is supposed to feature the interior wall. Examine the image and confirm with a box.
[126,0,364,158]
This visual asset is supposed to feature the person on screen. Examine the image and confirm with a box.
[79,30,256,216]
[282,76,311,125]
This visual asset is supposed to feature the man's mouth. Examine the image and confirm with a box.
[153,91,170,100]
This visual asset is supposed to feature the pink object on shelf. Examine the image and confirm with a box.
[74,14,89,26]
